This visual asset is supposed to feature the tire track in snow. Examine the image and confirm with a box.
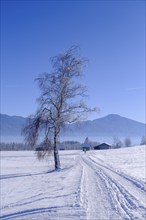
[90,154,146,193]
[82,154,146,220]
[78,164,88,220]
[79,155,121,220]
[98,170,146,220]
[0,206,85,220]
[88,154,146,206]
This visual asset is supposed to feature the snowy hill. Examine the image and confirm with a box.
[62,114,145,142]
[0,114,26,136]
[1,145,146,219]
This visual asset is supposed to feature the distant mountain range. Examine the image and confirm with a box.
[0,113,145,143]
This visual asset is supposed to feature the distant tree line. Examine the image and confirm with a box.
[111,136,131,148]
[0,136,145,151]
[111,136,146,149]
[0,142,32,151]
[61,141,81,150]
[140,136,146,145]
[0,141,82,151]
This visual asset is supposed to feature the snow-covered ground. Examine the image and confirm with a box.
[1,145,146,220]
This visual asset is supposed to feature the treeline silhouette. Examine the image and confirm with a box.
[0,141,82,151]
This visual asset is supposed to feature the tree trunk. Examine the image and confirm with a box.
[54,132,60,170]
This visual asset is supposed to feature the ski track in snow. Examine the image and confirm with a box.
[1,147,146,220]
[81,154,146,220]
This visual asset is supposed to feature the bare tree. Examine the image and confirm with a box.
[140,136,146,145]
[112,136,123,149]
[23,46,96,170]
[124,137,132,147]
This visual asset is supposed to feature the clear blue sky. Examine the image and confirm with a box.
[1,0,145,123]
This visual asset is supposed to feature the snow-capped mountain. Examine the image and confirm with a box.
[0,113,145,143]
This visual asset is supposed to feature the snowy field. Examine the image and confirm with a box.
[0,145,146,220]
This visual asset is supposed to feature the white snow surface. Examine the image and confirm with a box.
[1,145,146,220]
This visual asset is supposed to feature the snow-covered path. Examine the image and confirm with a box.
[1,146,146,220]
[80,153,146,220]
